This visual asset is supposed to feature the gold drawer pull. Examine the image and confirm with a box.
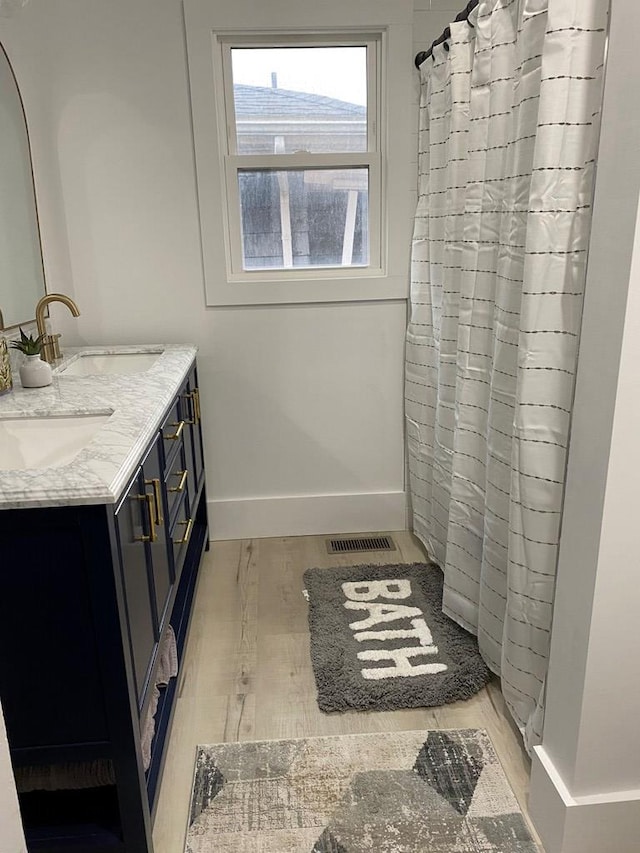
[145,477,163,524]
[134,494,157,543]
[173,517,193,545]
[193,388,201,423]
[166,420,184,441]
[168,469,188,493]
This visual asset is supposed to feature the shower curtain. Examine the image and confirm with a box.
[406,0,607,750]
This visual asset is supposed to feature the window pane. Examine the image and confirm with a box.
[238,168,369,270]
[231,47,367,154]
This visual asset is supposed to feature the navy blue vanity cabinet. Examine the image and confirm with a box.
[0,364,209,853]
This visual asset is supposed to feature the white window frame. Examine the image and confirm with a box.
[220,34,381,280]
[184,0,413,306]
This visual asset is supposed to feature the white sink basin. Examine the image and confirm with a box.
[58,351,162,377]
[0,414,111,470]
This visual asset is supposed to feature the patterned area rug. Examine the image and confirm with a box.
[303,563,490,713]
[185,729,538,852]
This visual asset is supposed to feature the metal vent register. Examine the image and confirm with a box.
[326,535,396,554]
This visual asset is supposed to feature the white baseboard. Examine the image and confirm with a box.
[530,746,640,853]
[208,491,408,541]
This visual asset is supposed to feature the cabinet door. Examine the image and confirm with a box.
[115,469,156,702]
[0,507,110,748]
[141,434,174,632]
[180,366,205,512]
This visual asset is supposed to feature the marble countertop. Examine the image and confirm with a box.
[0,344,197,509]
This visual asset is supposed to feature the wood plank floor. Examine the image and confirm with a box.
[152,532,540,852]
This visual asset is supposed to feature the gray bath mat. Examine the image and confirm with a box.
[185,729,538,852]
[303,562,490,712]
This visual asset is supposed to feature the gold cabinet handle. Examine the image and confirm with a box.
[146,494,157,543]
[173,517,193,545]
[134,494,157,543]
[166,420,184,441]
[168,469,188,493]
[145,477,163,524]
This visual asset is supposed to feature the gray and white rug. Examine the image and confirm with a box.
[185,729,538,852]
[303,562,490,713]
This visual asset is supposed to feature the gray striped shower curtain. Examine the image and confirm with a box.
[406,0,607,751]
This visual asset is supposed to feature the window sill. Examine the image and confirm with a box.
[204,272,408,306]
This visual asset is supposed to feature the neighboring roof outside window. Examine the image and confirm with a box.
[234,83,366,118]
[233,84,367,154]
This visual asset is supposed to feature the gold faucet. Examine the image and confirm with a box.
[35,293,81,363]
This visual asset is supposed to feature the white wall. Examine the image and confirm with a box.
[0,0,466,539]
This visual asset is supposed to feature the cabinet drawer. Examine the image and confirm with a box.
[170,491,194,582]
[161,398,183,473]
[165,443,190,524]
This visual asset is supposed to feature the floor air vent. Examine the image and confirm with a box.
[327,535,396,554]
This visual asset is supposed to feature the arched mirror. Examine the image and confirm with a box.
[0,40,46,331]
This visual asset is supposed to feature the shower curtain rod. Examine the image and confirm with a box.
[414,0,479,68]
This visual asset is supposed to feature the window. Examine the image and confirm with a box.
[184,0,413,305]
[220,37,381,276]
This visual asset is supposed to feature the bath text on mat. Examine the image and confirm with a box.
[342,579,449,680]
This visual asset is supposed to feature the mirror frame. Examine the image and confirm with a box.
[0,39,47,332]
